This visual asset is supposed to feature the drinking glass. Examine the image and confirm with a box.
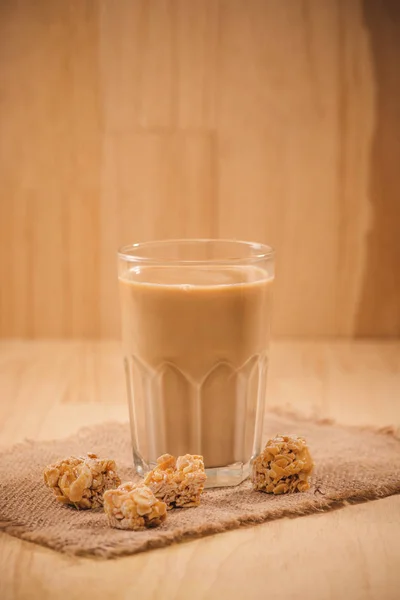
[118,239,275,487]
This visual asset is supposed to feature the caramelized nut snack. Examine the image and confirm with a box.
[43,453,121,509]
[144,453,207,508]
[103,482,167,530]
[252,435,314,494]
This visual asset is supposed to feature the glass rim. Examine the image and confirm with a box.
[117,238,275,265]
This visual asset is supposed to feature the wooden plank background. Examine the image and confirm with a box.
[0,0,399,339]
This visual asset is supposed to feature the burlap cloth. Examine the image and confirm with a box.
[1,412,399,558]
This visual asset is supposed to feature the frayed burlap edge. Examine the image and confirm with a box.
[268,406,400,440]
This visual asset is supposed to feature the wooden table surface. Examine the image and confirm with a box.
[0,340,399,600]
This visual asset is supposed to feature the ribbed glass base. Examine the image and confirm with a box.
[133,451,251,488]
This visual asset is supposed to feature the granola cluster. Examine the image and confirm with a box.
[103,482,167,530]
[43,453,121,509]
[252,435,313,494]
[144,453,207,508]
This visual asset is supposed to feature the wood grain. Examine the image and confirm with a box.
[0,340,399,599]
[0,0,101,338]
[356,0,400,336]
[0,0,399,338]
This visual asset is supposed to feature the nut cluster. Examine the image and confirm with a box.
[252,435,314,494]
[43,453,121,509]
[103,482,167,530]
[144,453,207,508]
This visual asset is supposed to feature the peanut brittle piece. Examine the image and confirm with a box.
[43,453,121,509]
[144,453,206,508]
[252,435,314,494]
[103,482,167,530]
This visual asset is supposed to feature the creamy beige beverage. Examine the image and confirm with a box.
[119,264,273,474]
